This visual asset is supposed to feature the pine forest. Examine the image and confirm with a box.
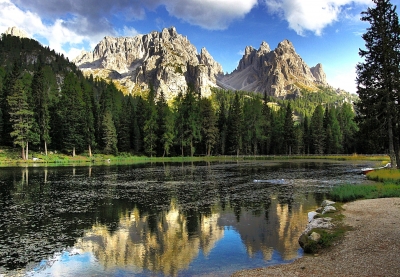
[0,34,384,159]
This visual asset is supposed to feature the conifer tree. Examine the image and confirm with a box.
[101,110,118,155]
[310,105,325,154]
[31,65,51,155]
[283,103,295,155]
[7,80,35,159]
[227,93,243,157]
[217,99,228,155]
[58,73,85,156]
[143,85,158,157]
[356,0,400,167]
[200,97,218,156]
[156,91,175,157]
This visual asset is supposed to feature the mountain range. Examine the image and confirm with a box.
[7,26,330,100]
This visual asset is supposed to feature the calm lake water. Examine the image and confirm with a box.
[0,160,375,277]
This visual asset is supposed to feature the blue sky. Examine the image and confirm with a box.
[0,0,398,94]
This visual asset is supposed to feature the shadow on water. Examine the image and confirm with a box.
[0,160,374,276]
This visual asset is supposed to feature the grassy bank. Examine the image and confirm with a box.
[330,168,400,202]
[0,147,390,166]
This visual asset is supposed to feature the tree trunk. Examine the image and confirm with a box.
[388,117,397,168]
[190,138,194,157]
[72,147,76,157]
[21,146,25,160]
[88,144,92,158]
[44,141,48,156]
[26,141,29,160]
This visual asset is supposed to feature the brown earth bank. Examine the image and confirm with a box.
[233,198,400,277]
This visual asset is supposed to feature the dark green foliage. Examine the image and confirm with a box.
[227,93,243,156]
[7,79,35,159]
[356,0,400,167]
[283,103,295,154]
[101,110,118,155]
[143,86,158,157]
[0,33,366,157]
[156,91,175,157]
[57,73,85,156]
[311,105,325,154]
[200,98,218,156]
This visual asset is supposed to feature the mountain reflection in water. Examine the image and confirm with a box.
[0,161,372,276]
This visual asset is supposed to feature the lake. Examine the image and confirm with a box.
[0,159,375,276]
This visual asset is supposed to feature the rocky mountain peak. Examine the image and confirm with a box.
[258,41,271,53]
[74,27,223,100]
[4,26,29,39]
[218,39,327,98]
[310,63,327,85]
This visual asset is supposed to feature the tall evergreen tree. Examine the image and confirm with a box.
[338,103,358,153]
[283,103,296,155]
[31,65,51,155]
[143,85,158,157]
[1,62,21,146]
[58,73,85,156]
[260,96,272,155]
[200,97,218,156]
[325,107,342,154]
[310,105,325,154]
[242,96,264,155]
[101,110,118,155]
[356,0,400,167]
[227,93,243,156]
[156,90,174,157]
[7,80,35,159]
[217,99,228,155]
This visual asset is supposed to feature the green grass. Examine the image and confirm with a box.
[330,182,400,202]
[0,147,392,167]
[367,169,400,183]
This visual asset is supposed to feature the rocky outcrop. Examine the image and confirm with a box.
[299,200,336,253]
[218,39,328,98]
[73,27,223,99]
[4,26,29,39]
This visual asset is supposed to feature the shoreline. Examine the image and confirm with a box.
[232,197,400,277]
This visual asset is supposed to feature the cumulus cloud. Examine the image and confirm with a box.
[161,0,258,30]
[264,0,372,36]
[13,0,259,34]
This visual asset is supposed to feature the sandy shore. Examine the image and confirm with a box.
[233,197,400,277]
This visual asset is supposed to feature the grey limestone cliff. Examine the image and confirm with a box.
[74,27,223,100]
[218,39,328,98]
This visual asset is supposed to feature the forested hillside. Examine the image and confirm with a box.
[0,34,379,158]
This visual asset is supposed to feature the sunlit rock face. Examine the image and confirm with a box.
[76,200,224,276]
[4,26,29,39]
[73,27,223,100]
[218,40,327,98]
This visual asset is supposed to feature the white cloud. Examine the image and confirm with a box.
[161,0,259,30]
[0,0,113,60]
[264,0,372,36]
[119,26,140,37]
